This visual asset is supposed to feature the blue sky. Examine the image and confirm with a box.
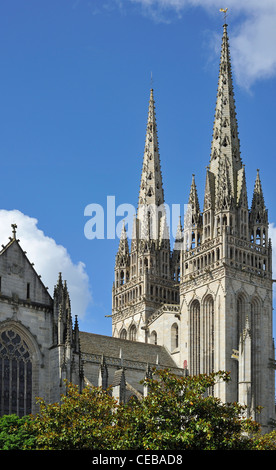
[0,1,275,337]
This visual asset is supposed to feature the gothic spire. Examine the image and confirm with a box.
[116,221,130,267]
[138,89,164,212]
[117,221,129,256]
[185,174,201,232]
[252,169,265,203]
[209,24,242,204]
[188,175,201,221]
[173,216,183,252]
[250,169,268,225]
[136,89,168,244]
[174,216,183,243]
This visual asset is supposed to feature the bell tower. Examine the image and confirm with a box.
[112,89,180,343]
[179,24,275,431]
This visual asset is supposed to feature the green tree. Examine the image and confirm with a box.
[114,369,261,450]
[29,370,276,450]
[253,430,276,450]
[30,381,119,450]
[0,414,36,450]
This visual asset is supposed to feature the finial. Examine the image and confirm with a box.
[120,220,127,237]
[11,223,17,239]
[58,272,63,285]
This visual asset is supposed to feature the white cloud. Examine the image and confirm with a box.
[0,210,92,319]
[128,0,276,88]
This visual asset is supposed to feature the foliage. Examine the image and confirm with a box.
[0,414,36,450]
[30,381,119,450]
[114,369,260,450]
[14,369,276,450]
[253,430,276,450]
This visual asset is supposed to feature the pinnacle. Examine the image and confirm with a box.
[120,220,127,238]
[117,220,129,257]
[174,216,183,243]
[188,174,200,214]
[251,169,265,207]
[250,169,267,224]
[254,169,262,193]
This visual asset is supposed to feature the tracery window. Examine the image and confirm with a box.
[171,323,179,350]
[189,297,214,380]
[251,297,261,416]
[129,325,137,341]
[203,296,214,376]
[150,330,157,345]
[190,300,200,376]
[0,330,32,417]
[120,329,127,340]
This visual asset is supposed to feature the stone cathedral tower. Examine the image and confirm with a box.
[112,89,180,344]
[179,24,275,430]
[112,24,275,430]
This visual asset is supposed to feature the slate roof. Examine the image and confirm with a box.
[79,331,178,369]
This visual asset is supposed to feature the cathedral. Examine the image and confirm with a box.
[0,24,275,432]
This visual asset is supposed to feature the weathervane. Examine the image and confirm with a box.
[219,8,228,23]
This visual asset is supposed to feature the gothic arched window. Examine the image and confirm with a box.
[203,295,214,376]
[171,323,179,351]
[0,329,32,417]
[256,227,261,245]
[129,325,137,342]
[237,294,246,342]
[150,331,157,345]
[190,299,200,376]
[251,297,261,416]
[120,329,127,340]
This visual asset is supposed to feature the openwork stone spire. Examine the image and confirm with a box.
[137,89,167,242]
[112,89,178,343]
[138,89,164,212]
[209,24,242,205]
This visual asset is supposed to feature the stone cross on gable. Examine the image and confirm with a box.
[11,224,17,239]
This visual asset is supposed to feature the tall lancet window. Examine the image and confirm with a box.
[0,329,32,417]
[203,295,214,377]
[171,323,179,351]
[251,297,261,415]
[236,294,246,403]
[237,295,246,344]
[129,324,137,342]
[189,300,200,376]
